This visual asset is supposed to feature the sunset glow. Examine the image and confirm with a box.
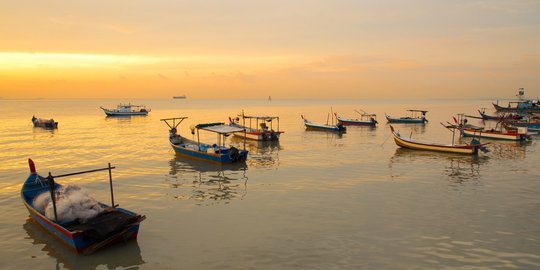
[1,0,539,99]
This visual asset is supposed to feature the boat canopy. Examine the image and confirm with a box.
[407,109,428,113]
[196,123,245,134]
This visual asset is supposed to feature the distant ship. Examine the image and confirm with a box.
[173,95,187,99]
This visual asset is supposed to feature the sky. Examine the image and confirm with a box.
[0,0,539,99]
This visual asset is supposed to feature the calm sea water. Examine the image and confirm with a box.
[0,98,539,270]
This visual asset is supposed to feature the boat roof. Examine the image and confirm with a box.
[239,115,279,120]
[196,123,245,134]
[407,109,428,112]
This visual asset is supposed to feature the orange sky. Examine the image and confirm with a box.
[1,1,539,99]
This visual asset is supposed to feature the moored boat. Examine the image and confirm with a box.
[32,116,58,128]
[301,115,346,132]
[100,103,150,116]
[161,117,248,163]
[390,126,488,155]
[335,109,378,126]
[173,95,187,99]
[229,113,283,141]
[385,110,428,124]
[492,88,540,113]
[21,159,145,255]
[478,109,522,120]
[462,127,530,141]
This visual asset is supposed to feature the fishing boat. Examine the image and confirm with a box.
[478,109,522,120]
[385,110,428,124]
[461,127,530,141]
[161,117,248,163]
[173,95,187,99]
[229,113,283,141]
[448,114,530,141]
[100,103,150,116]
[335,109,378,126]
[301,115,346,132]
[21,159,145,255]
[390,126,488,155]
[32,116,58,128]
[493,88,540,113]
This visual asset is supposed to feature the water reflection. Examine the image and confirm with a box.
[231,138,282,169]
[480,140,531,160]
[23,218,144,270]
[390,148,487,183]
[167,156,248,205]
[32,126,56,137]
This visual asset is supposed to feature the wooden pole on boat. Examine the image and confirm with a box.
[47,172,58,222]
[197,128,200,149]
[108,163,115,208]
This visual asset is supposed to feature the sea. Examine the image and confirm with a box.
[0,98,539,270]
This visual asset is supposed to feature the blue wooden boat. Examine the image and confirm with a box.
[32,116,58,128]
[161,117,248,163]
[385,110,428,124]
[478,109,521,120]
[301,115,346,132]
[21,159,145,255]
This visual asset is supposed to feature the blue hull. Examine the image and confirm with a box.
[171,143,248,163]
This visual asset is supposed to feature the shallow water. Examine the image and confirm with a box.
[0,98,539,269]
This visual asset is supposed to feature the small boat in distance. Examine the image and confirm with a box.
[385,110,428,124]
[229,113,283,141]
[173,95,187,99]
[390,125,488,155]
[32,116,58,129]
[161,117,249,163]
[100,103,150,116]
[335,109,378,126]
[22,159,145,255]
[302,115,346,132]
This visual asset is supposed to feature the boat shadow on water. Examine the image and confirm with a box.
[389,148,489,183]
[23,218,144,270]
[166,155,248,205]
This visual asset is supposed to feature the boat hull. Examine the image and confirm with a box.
[102,110,149,116]
[391,127,481,155]
[171,142,248,163]
[462,128,527,141]
[385,115,426,124]
[21,174,143,254]
[336,117,377,126]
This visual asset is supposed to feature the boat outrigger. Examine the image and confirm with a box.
[161,117,248,163]
[229,113,283,141]
[100,103,150,116]
[385,110,428,124]
[32,116,58,129]
[21,159,145,255]
[389,126,488,155]
[335,109,378,126]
